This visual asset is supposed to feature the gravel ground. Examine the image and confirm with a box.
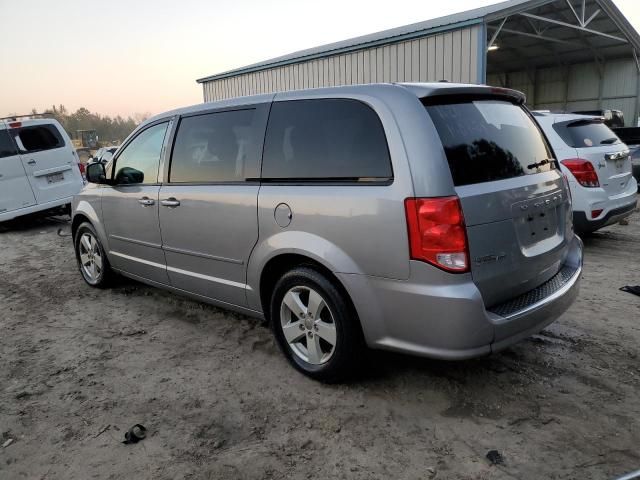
[1,211,639,480]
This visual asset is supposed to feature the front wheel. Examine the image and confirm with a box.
[74,222,112,288]
[270,267,365,382]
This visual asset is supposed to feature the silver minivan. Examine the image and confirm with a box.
[73,83,583,381]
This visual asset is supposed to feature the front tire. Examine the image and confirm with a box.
[270,267,365,382]
[74,222,112,288]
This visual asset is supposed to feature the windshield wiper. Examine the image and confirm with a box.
[527,158,551,170]
[600,137,619,145]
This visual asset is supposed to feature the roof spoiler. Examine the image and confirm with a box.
[401,83,526,105]
[567,117,605,127]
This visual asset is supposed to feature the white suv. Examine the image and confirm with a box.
[533,112,637,233]
[0,116,84,222]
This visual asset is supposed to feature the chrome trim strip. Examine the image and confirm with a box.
[109,234,162,249]
[109,252,251,292]
[605,150,630,161]
[110,251,166,269]
[33,164,72,177]
[166,265,247,290]
[162,245,243,264]
[497,263,582,321]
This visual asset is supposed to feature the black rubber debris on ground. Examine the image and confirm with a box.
[620,285,640,297]
[122,424,147,445]
[486,450,504,465]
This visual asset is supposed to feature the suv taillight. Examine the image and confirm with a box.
[561,159,599,187]
[404,196,469,273]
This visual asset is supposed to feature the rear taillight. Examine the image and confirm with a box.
[77,162,85,175]
[404,196,469,273]
[591,209,603,218]
[561,159,599,187]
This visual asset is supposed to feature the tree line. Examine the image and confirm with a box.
[19,105,150,145]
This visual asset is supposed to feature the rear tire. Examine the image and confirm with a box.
[270,267,365,382]
[74,222,113,288]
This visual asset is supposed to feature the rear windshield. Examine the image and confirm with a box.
[553,119,621,148]
[425,99,555,187]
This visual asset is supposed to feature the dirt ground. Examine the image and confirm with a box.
[1,210,639,480]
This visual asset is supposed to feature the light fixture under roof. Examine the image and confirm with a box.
[487,44,500,51]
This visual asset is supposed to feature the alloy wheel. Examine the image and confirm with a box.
[279,286,337,365]
[78,232,103,282]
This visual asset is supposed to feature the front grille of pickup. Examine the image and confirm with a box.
[488,265,579,317]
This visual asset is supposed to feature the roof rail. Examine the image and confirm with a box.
[0,112,53,121]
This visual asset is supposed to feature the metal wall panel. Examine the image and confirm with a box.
[536,67,567,105]
[488,59,639,126]
[567,63,599,101]
[603,59,638,98]
[202,25,481,102]
[566,99,599,111]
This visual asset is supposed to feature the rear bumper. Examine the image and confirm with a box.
[573,200,637,232]
[488,253,581,352]
[0,196,73,222]
[338,235,583,360]
[570,177,637,232]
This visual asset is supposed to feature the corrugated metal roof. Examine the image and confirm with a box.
[196,0,640,83]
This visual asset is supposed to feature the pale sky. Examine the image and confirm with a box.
[1,0,639,118]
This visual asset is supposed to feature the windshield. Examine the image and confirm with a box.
[425,98,555,187]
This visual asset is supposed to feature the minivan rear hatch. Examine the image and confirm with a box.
[424,93,573,308]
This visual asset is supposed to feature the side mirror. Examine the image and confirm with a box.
[114,167,144,184]
[86,162,107,184]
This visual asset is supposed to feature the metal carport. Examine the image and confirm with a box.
[485,0,640,125]
[196,0,640,124]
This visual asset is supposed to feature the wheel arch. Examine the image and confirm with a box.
[72,200,109,250]
[71,213,91,239]
[258,253,359,327]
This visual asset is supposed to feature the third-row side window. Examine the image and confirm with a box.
[262,99,392,181]
[16,125,64,153]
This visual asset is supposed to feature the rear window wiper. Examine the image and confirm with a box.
[600,137,619,145]
[527,158,551,170]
